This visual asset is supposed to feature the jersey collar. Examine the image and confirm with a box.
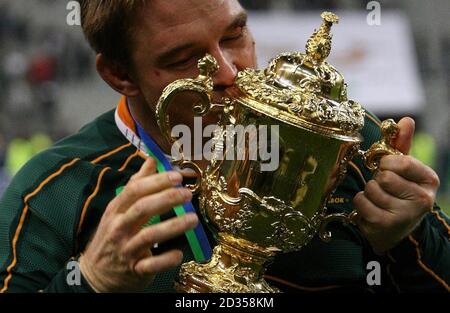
[114,96,147,155]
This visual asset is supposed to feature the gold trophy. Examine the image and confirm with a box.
[155,12,401,293]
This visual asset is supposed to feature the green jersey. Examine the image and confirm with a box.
[0,98,449,293]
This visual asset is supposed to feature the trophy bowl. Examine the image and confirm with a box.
[155,12,401,293]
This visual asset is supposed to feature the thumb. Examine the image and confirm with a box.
[391,117,415,154]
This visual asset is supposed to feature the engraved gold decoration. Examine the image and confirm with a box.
[155,12,401,293]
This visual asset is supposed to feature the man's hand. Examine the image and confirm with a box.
[79,158,198,292]
[353,117,440,255]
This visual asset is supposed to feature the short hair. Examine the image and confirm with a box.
[79,0,147,67]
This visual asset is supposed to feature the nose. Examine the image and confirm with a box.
[210,48,238,87]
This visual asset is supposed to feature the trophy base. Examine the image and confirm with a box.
[175,233,280,293]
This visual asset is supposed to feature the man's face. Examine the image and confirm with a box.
[129,0,257,127]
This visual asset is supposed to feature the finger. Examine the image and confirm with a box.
[114,171,184,213]
[364,180,405,214]
[120,187,192,229]
[353,191,391,225]
[123,213,198,258]
[374,170,424,200]
[130,158,157,181]
[379,155,438,186]
[134,250,184,276]
[390,117,415,154]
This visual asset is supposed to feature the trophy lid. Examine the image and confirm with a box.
[233,12,365,138]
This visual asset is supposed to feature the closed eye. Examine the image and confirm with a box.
[221,25,246,43]
[223,30,243,41]
[167,56,195,69]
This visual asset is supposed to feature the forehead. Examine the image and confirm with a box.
[146,0,233,28]
[133,0,244,53]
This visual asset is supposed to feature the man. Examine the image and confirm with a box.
[0,0,448,293]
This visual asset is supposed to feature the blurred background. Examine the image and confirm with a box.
[0,0,448,213]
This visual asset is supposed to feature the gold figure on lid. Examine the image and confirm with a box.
[306,12,339,65]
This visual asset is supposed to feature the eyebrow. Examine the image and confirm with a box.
[155,11,248,66]
[225,11,248,32]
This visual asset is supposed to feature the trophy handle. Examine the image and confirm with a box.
[358,119,403,171]
[155,54,219,194]
[319,119,403,242]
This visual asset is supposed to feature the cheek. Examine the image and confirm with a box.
[137,69,183,108]
[137,76,167,111]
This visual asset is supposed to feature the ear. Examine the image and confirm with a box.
[96,54,140,97]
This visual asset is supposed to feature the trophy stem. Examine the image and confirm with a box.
[175,233,280,293]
